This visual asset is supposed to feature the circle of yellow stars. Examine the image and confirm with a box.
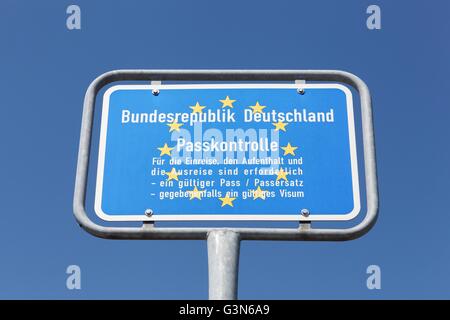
[155,94,300,208]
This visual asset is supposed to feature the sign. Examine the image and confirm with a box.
[95,83,360,221]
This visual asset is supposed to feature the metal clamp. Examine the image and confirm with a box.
[295,79,306,94]
[151,80,161,96]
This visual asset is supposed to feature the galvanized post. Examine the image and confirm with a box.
[207,230,241,300]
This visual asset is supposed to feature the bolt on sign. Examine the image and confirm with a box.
[95,83,360,222]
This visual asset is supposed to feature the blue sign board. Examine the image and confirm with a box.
[95,84,360,221]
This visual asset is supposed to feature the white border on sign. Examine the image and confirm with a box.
[95,84,360,222]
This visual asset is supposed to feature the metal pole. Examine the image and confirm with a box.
[207,230,240,300]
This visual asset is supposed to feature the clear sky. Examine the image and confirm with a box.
[0,0,449,299]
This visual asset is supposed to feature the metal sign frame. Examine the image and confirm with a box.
[73,69,378,299]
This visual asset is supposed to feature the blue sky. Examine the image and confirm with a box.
[0,0,449,299]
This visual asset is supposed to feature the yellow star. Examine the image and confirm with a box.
[157,143,174,157]
[281,143,298,156]
[218,193,236,207]
[272,121,288,132]
[253,186,267,200]
[167,121,183,132]
[189,102,206,113]
[189,186,203,200]
[276,168,289,181]
[219,96,236,108]
[165,168,179,181]
[249,101,266,113]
